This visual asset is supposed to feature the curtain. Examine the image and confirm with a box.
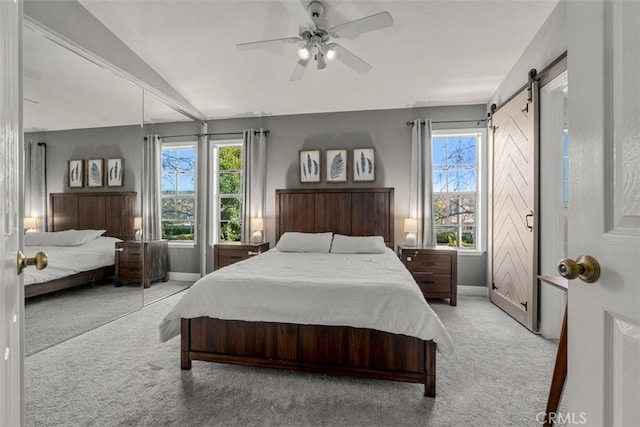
[241,129,267,242]
[409,119,436,246]
[24,141,47,230]
[142,134,162,241]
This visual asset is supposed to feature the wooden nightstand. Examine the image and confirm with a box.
[398,245,458,306]
[214,242,269,270]
[115,240,169,288]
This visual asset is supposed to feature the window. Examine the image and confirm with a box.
[432,132,481,250]
[161,143,196,242]
[211,141,243,243]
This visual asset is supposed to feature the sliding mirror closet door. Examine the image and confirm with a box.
[141,91,196,305]
[22,23,144,356]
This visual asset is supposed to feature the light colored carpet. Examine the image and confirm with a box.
[25,280,192,356]
[25,294,563,426]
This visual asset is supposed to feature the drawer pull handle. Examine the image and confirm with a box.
[421,280,436,285]
[229,256,242,260]
[248,251,261,256]
[115,248,124,252]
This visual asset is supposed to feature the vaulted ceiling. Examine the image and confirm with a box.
[23,0,559,131]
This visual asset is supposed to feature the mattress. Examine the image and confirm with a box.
[159,247,455,358]
[23,236,122,285]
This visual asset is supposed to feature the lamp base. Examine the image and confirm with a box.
[135,230,142,241]
[252,231,262,244]
[405,232,416,247]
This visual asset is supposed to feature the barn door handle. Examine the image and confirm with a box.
[525,211,533,232]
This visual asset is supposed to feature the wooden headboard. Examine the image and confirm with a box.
[275,188,395,248]
[49,192,136,241]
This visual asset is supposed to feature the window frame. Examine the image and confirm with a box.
[209,139,243,245]
[431,128,485,253]
[161,141,198,246]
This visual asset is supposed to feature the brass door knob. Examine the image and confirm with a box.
[557,255,600,283]
[17,250,48,275]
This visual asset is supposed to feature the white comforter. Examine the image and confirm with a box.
[23,236,121,285]
[159,248,455,358]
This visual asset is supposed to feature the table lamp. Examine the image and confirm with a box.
[404,218,418,246]
[251,217,264,244]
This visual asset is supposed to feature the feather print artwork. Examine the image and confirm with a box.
[90,162,101,185]
[72,164,78,181]
[353,149,375,181]
[300,150,320,182]
[329,152,345,179]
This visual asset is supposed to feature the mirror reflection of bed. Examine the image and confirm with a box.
[22,25,193,356]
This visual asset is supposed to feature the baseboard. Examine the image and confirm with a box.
[458,285,488,297]
[167,272,200,282]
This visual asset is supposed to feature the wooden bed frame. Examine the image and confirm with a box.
[25,191,136,298]
[181,187,438,396]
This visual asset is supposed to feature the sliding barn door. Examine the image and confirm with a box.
[490,87,539,331]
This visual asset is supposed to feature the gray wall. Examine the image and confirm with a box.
[27,104,488,285]
[488,0,567,109]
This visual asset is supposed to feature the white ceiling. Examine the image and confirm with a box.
[23,0,560,131]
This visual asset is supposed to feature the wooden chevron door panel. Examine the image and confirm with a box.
[490,87,538,331]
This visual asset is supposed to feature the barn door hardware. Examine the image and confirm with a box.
[523,68,539,112]
[521,301,528,311]
[525,210,534,232]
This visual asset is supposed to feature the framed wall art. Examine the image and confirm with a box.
[86,159,104,187]
[353,148,375,182]
[326,149,347,183]
[300,150,321,183]
[68,159,84,188]
[107,158,124,187]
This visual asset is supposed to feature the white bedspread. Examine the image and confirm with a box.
[23,236,121,285]
[159,248,455,358]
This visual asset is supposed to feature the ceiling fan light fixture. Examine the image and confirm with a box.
[298,43,312,60]
[326,44,337,61]
[317,50,327,70]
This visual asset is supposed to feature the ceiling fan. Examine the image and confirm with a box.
[236,0,393,81]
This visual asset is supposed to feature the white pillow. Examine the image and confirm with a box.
[24,229,106,246]
[329,235,387,254]
[276,232,333,253]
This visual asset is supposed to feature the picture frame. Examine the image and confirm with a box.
[299,150,321,183]
[68,159,84,188]
[326,149,348,183]
[106,158,124,187]
[86,159,104,187]
[353,148,376,182]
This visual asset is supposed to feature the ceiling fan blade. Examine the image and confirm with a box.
[290,58,310,81]
[236,36,301,51]
[280,0,316,30]
[331,44,372,75]
[329,11,393,40]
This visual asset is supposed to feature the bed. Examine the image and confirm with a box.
[163,188,453,396]
[24,192,136,298]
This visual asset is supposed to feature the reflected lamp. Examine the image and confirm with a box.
[404,218,418,247]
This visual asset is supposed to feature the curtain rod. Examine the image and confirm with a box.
[405,119,487,126]
[147,129,270,140]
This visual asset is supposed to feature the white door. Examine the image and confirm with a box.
[0,0,24,425]
[567,0,640,425]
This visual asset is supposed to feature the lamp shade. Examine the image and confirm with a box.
[250,217,264,231]
[24,217,37,229]
[404,218,418,233]
[134,217,143,230]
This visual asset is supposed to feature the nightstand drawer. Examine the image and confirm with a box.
[214,242,270,270]
[413,273,452,294]
[404,254,452,274]
[398,245,457,306]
